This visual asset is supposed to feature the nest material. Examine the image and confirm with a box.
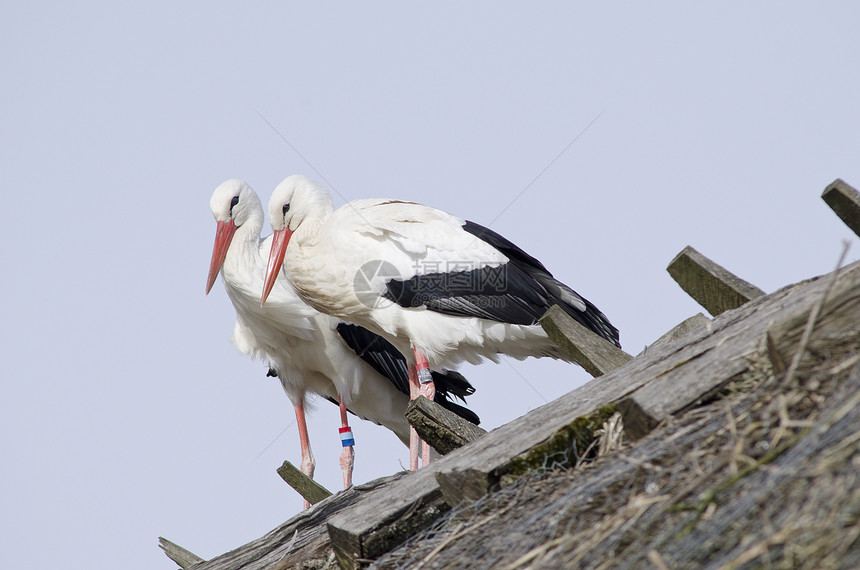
[374,338,860,570]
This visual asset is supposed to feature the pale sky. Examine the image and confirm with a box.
[2,3,859,569]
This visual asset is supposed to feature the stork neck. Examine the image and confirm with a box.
[223,212,264,278]
[293,207,331,247]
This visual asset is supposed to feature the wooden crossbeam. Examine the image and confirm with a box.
[405,396,487,455]
[258,261,860,569]
[646,313,710,352]
[158,537,205,569]
[766,252,859,376]
[276,461,333,505]
[619,260,860,441]
[326,468,447,570]
[436,404,619,504]
[667,246,765,317]
[822,178,860,238]
[539,305,632,377]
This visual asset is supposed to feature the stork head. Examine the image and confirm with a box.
[206,179,262,294]
[266,175,333,233]
[261,175,333,306]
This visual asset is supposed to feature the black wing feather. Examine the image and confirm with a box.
[382,220,620,347]
[335,323,480,425]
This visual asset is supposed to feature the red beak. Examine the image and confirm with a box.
[261,226,293,306]
[206,219,238,294]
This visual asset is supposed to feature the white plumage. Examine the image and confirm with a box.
[261,175,619,469]
[208,179,425,490]
[261,175,620,371]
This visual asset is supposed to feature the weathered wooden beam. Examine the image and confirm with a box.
[326,391,640,569]
[187,472,406,570]
[406,396,487,455]
[277,460,333,505]
[326,260,860,568]
[437,404,619,501]
[326,468,448,570]
[645,313,710,353]
[620,260,860,442]
[167,259,860,570]
[765,258,860,378]
[822,178,860,238]
[539,305,633,377]
[667,245,765,317]
[158,537,205,569]
[374,362,860,570]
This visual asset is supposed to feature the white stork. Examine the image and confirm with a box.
[261,175,620,468]
[206,179,478,496]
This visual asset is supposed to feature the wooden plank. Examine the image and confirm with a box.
[436,404,619,501]
[437,260,860,503]
[326,468,447,570]
[322,261,860,568]
[186,472,406,570]
[822,178,860,238]
[539,304,633,377]
[326,278,781,565]
[667,246,765,317]
[432,396,631,507]
[159,537,205,568]
[621,313,708,439]
[183,261,860,570]
[765,261,860,377]
[276,460,333,505]
[405,396,487,455]
[372,361,860,570]
[645,313,710,353]
[619,260,860,442]
[327,400,632,568]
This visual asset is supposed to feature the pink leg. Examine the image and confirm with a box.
[294,403,315,510]
[338,396,355,489]
[407,364,421,470]
[413,348,435,467]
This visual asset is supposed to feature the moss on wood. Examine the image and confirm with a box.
[505,404,619,480]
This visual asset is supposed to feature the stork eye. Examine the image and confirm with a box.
[282,203,290,215]
[230,195,240,212]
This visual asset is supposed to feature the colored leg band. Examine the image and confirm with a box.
[339,426,355,447]
[416,365,433,385]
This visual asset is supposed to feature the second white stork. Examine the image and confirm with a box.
[206,179,478,495]
[261,175,620,467]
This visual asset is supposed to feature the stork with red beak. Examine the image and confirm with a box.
[207,179,479,498]
[261,175,620,469]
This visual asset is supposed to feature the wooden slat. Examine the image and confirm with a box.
[618,261,860,441]
[667,245,765,316]
[822,178,860,238]
[431,395,633,507]
[645,313,710,353]
[326,468,447,570]
[373,362,860,570]
[765,263,860,376]
[539,305,633,377]
[212,260,860,570]
[436,404,619,503]
[326,267,835,566]
[276,460,333,505]
[186,472,407,570]
[622,313,710,437]
[405,396,487,455]
[158,537,205,569]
